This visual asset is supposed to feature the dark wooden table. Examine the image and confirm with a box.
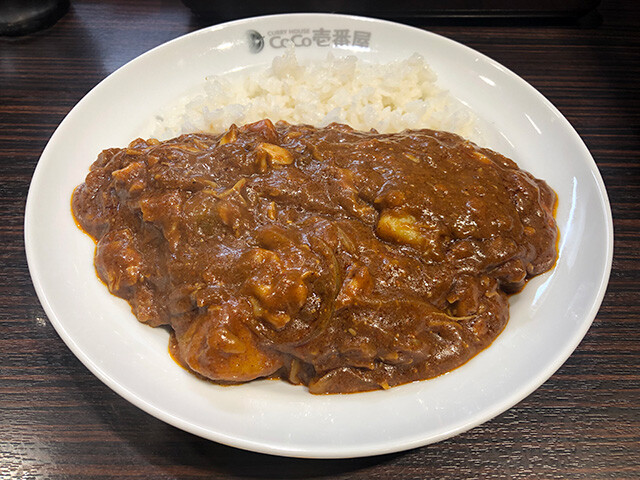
[2,0,638,478]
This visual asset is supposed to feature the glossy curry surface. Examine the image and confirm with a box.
[72,120,557,393]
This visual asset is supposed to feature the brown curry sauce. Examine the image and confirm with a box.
[72,120,558,394]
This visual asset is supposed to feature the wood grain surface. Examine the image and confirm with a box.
[1,0,638,478]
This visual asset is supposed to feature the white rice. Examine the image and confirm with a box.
[151,50,477,140]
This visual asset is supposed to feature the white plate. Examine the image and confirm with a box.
[25,13,613,458]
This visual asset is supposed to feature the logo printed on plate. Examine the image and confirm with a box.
[246,27,372,53]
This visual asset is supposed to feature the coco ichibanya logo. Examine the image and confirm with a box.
[247,28,372,53]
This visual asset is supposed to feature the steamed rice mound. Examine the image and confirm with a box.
[153,51,476,139]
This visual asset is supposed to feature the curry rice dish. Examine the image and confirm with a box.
[72,120,558,394]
